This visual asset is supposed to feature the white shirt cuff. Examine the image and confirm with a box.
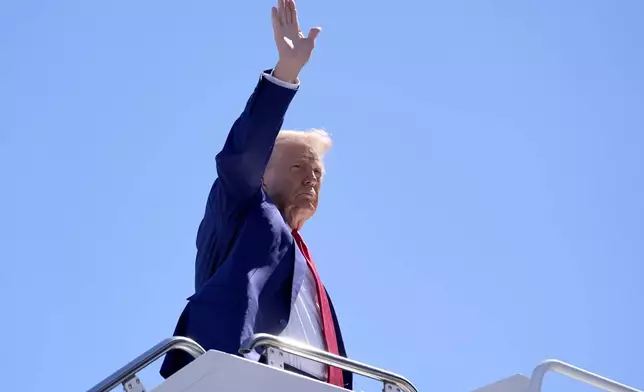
[262,71,300,90]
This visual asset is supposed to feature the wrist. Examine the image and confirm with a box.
[272,61,301,84]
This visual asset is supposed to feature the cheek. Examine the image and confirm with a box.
[289,180,302,196]
[278,178,297,197]
[266,175,285,196]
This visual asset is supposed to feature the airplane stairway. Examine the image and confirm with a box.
[87,333,641,392]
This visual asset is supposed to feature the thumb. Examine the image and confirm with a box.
[307,27,321,42]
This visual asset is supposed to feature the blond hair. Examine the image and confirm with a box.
[274,128,332,159]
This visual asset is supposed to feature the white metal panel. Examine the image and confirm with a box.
[152,350,345,392]
[471,374,530,392]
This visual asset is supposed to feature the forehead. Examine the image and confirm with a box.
[274,142,321,164]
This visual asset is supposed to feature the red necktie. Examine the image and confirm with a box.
[292,229,345,388]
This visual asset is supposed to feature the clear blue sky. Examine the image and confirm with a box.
[1,0,642,391]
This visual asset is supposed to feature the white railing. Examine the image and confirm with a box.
[241,333,419,392]
[528,359,641,392]
[87,336,206,392]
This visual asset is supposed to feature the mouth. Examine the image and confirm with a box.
[297,190,316,198]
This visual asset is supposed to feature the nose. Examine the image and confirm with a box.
[303,170,319,186]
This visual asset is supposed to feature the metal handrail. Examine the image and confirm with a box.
[87,336,206,392]
[528,359,642,392]
[240,333,419,392]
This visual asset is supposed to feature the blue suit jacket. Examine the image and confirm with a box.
[159,72,353,390]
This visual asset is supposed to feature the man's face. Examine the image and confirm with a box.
[264,142,323,219]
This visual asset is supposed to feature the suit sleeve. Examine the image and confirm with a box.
[213,70,298,216]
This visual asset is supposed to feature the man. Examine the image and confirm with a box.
[159,0,352,389]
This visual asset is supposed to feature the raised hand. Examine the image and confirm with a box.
[271,0,321,83]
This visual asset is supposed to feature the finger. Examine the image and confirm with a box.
[271,6,282,29]
[306,27,321,42]
[292,0,302,29]
[286,0,295,26]
[278,0,287,26]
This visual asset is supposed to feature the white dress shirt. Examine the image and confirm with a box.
[244,71,329,380]
[279,263,329,380]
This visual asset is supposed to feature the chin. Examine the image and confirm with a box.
[299,203,317,216]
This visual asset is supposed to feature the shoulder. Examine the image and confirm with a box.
[245,191,287,229]
[204,185,284,239]
[236,192,293,248]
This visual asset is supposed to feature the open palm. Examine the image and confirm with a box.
[271,0,320,70]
